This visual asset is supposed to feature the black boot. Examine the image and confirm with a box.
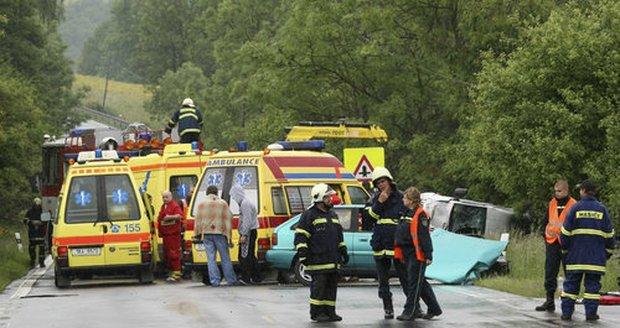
[535,292,555,312]
[382,297,394,319]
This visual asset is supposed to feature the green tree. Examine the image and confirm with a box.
[450,0,620,229]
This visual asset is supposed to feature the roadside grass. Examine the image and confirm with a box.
[0,222,29,290]
[477,232,620,298]
[74,74,154,126]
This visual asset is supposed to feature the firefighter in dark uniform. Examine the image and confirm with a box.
[367,167,408,319]
[536,179,576,312]
[560,180,616,321]
[24,197,46,268]
[165,97,204,144]
[395,187,442,321]
[294,183,348,322]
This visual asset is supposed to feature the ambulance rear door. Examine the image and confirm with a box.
[101,174,146,266]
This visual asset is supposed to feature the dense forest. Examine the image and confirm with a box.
[2,1,619,231]
[0,0,78,220]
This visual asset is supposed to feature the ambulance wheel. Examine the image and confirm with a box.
[54,265,71,288]
[294,260,312,286]
[138,268,154,284]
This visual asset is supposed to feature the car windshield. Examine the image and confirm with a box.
[449,204,486,236]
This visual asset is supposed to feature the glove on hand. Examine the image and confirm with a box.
[164,127,172,134]
[339,247,349,265]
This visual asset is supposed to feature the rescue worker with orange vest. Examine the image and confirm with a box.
[535,180,576,311]
[367,167,408,319]
[164,98,203,144]
[157,190,184,282]
[560,180,616,321]
[294,183,348,322]
[394,187,442,321]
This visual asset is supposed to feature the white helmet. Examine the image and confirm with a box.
[182,98,194,107]
[33,197,42,205]
[371,167,393,185]
[311,183,336,203]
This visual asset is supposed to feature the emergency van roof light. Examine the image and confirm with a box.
[191,141,199,151]
[77,150,120,162]
[237,141,248,151]
[273,140,325,151]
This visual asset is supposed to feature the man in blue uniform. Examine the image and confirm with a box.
[165,98,203,144]
[560,180,616,321]
[367,167,408,319]
[294,183,348,322]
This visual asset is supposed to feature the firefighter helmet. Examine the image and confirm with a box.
[371,167,393,184]
[33,197,41,205]
[182,98,194,107]
[311,183,336,203]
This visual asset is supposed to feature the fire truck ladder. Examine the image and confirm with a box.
[284,121,388,142]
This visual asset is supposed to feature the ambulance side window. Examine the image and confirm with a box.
[104,175,140,221]
[347,186,369,205]
[228,167,259,215]
[192,168,226,217]
[169,175,197,207]
[65,176,98,223]
[271,187,287,215]
[286,186,313,215]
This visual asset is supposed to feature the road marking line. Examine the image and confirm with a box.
[10,263,49,300]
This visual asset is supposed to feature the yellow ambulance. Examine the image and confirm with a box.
[52,150,155,288]
[183,140,371,277]
[127,143,208,265]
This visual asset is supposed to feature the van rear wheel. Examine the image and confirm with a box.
[138,267,154,284]
[294,260,312,286]
[54,265,71,288]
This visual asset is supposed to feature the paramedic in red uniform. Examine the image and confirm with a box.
[158,190,184,282]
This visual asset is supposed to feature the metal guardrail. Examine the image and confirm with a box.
[75,106,131,130]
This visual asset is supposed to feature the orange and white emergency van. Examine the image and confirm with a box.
[183,140,371,276]
[52,150,155,288]
[127,143,208,265]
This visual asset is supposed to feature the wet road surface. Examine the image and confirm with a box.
[1,263,618,328]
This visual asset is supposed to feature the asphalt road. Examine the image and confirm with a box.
[1,262,618,328]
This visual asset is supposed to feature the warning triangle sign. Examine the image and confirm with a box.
[353,154,374,181]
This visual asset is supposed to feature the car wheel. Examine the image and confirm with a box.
[277,270,296,284]
[294,260,312,286]
[54,264,71,288]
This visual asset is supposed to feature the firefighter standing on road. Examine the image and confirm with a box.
[24,197,46,268]
[157,190,184,282]
[560,180,616,321]
[294,183,348,322]
[536,180,576,312]
[165,98,203,144]
[367,167,408,319]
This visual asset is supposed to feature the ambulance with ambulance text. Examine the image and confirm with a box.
[182,140,371,277]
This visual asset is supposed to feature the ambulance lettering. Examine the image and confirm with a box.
[206,158,260,166]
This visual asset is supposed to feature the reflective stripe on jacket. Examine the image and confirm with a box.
[294,206,344,274]
[545,197,576,244]
[368,187,406,258]
[168,106,203,136]
[560,195,616,274]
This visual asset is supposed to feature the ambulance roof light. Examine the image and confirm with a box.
[272,140,325,151]
[237,141,248,151]
[76,150,120,162]
[191,141,199,152]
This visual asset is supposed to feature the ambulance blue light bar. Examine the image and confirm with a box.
[274,140,325,151]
